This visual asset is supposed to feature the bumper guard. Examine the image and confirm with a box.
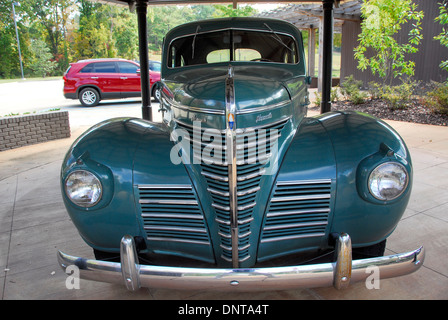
[57,234,424,291]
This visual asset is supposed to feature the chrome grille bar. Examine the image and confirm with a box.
[225,65,240,268]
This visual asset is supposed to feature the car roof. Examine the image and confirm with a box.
[76,58,137,64]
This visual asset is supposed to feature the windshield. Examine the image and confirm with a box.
[168,29,298,68]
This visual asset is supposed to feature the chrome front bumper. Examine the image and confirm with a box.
[57,234,424,291]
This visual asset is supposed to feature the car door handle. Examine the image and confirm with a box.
[91,77,98,79]
[120,77,128,80]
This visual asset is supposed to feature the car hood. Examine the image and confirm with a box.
[163,65,293,114]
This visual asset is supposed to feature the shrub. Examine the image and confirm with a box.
[424,82,448,114]
[382,80,417,109]
[313,87,340,107]
[340,75,367,105]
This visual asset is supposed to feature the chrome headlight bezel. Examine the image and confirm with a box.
[64,170,103,208]
[368,162,409,201]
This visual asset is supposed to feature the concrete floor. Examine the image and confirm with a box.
[0,106,447,300]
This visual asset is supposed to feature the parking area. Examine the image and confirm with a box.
[0,81,447,299]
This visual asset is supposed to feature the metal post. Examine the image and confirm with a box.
[320,0,334,114]
[136,0,152,121]
[12,2,24,80]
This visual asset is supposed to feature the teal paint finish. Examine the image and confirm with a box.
[61,118,167,252]
[316,111,412,247]
[60,17,414,268]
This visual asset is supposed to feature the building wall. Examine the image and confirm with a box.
[341,0,448,86]
[0,111,70,151]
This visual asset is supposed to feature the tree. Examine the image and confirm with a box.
[29,39,57,77]
[435,1,448,73]
[354,0,424,84]
[212,4,257,18]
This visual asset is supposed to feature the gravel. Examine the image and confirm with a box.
[310,99,448,126]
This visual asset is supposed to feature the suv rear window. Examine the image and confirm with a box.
[80,62,117,73]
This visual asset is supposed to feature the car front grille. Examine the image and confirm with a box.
[261,180,331,243]
[176,118,289,264]
[138,185,211,245]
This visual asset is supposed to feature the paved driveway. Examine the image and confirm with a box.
[0,81,447,300]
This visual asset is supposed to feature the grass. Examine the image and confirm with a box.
[0,76,61,84]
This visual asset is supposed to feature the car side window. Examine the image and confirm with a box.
[80,63,95,73]
[94,62,117,73]
[117,62,139,74]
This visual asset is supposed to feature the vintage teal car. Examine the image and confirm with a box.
[57,17,424,291]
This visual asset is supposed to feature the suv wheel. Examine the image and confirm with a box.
[152,82,161,102]
[79,87,100,107]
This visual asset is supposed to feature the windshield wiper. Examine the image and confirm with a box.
[264,23,293,52]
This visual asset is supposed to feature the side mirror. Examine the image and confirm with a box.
[136,69,141,74]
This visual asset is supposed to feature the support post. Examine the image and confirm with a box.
[320,0,334,114]
[308,26,316,81]
[136,0,152,121]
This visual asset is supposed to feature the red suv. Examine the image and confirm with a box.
[63,58,161,107]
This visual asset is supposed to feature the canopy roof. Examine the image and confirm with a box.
[95,0,345,6]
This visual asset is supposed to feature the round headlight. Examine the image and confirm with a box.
[65,170,102,207]
[368,162,408,201]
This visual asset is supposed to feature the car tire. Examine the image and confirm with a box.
[352,239,386,259]
[152,82,161,102]
[79,87,100,107]
[93,249,120,262]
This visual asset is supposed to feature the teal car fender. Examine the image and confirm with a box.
[61,118,176,252]
[261,111,412,261]
[317,111,412,245]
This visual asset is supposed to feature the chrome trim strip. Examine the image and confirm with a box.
[219,230,251,239]
[174,118,226,133]
[201,171,229,182]
[235,117,291,134]
[57,236,424,291]
[141,213,204,220]
[236,100,290,114]
[225,65,239,268]
[276,179,332,186]
[139,199,198,205]
[266,208,330,218]
[237,202,256,211]
[207,187,230,197]
[138,184,192,189]
[144,226,208,234]
[147,237,210,246]
[169,98,225,115]
[263,221,328,231]
[212,203,230,212]
[237,186,260,197]
[237,168,266,182]
[271,194,331,203]
[260,232,326,243]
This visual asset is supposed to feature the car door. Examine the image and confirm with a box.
[91,62,121,98]
[116,61,141,98]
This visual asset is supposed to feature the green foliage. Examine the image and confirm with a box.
[1,2,259,79]
[367,79,417,109]
[354,0,424,85]
[423,82,448,114]
[435,2,448,73]
[382,80,417,109]
[29,39,57,77]
[313,87,340,107]
[340,75,367,105]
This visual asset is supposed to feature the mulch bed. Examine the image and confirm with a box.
[310,99,448,126]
